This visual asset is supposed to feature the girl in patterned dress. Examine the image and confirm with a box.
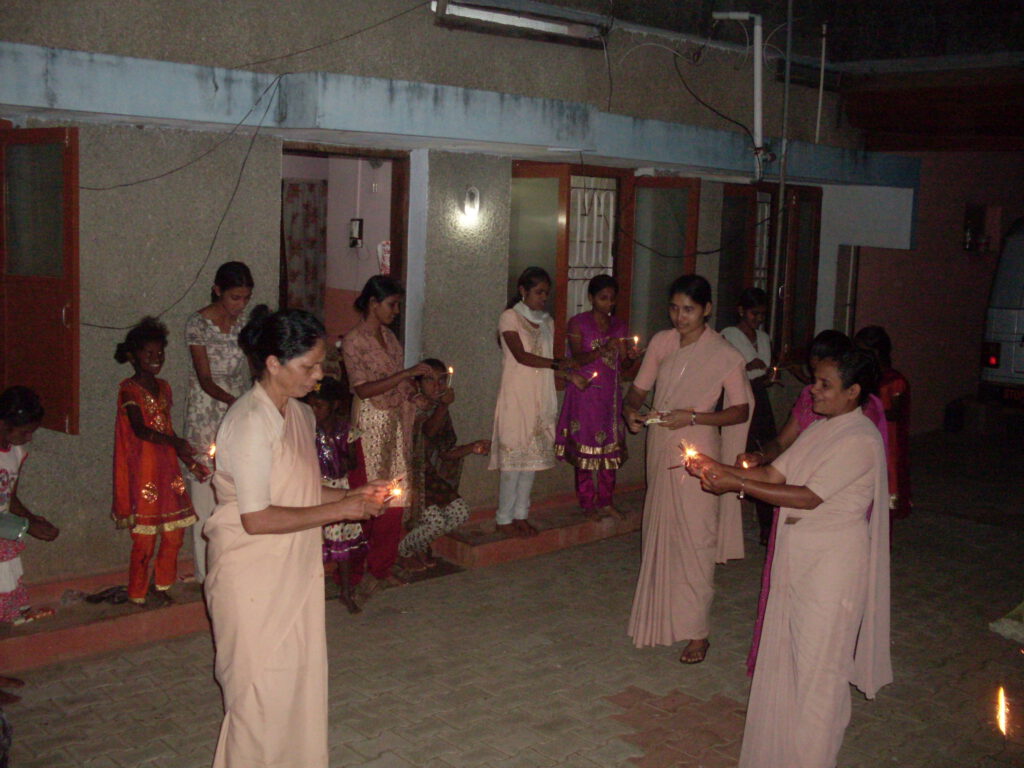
[0,386,59,629]
[305,376,368,614]
[113,318,208,605]
[341,276,433,602]
[401,359,490,569]
[184,261,253,583]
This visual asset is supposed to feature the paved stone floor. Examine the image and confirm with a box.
[9,430,1024,767]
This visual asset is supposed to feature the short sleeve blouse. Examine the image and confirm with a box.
[215,386,282,515]
[340,322,412,411]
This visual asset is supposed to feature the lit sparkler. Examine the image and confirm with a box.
[384,483,404,503]
[997,686,1008,737]
[447,365,455,387]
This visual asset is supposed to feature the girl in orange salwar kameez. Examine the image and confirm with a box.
[112,318,205,605]
[623,275,751,665]
[204,307,389,768]
[688,348,892,768]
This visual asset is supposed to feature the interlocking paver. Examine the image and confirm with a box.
[4,430,1023,767]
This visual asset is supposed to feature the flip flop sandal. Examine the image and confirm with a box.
[85,586,123,604]
[12,606,55,626]
[679,640,710,664]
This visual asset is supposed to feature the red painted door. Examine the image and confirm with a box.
[0,127,80,433]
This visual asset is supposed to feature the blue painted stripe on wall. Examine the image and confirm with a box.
[0,41,918,189]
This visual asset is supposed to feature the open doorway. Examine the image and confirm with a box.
[280,148,408,341]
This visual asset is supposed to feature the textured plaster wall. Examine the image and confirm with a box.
[857,151,1024,434]
[17,123,282,583]
[0,1,859,149]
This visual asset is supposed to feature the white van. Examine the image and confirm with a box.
[980,218,1024,402]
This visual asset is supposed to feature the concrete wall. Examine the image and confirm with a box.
[0,1,860,149]
[17,123,281,583]
[857,151,1024,434]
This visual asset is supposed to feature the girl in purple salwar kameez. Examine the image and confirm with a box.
[555,276,636,518]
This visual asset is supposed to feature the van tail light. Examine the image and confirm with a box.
[981,342,1001,368]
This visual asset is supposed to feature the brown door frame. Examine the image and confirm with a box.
[511,160,636,358]
[754,181,822,364]
[633,175,701,276]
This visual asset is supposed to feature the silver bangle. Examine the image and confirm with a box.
[690,411,698,427]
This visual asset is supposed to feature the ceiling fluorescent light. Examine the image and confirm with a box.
[432,1,605,47]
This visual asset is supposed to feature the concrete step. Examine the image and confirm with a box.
[0,563,208,674]
[432,487,644,568]
[1,487,646,671]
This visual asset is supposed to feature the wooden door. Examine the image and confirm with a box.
[0,127,80,433]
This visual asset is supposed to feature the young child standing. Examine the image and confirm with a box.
[113,317,207,606]
[305,376,368,614]
[402,359,490,569]
[489,267,586,538]
[554,275,637,519]
[0,386,59,630]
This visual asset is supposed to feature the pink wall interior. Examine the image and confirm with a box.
[324,287,361,340]
[281,153,392,340]
[856,151,1024,433]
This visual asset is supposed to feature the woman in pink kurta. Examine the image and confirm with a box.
[204,307,388,768]
[623,275,751,664]
[690,348,892,768]
[341,276,431,594]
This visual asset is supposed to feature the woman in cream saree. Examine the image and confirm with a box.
[624,275,751,664]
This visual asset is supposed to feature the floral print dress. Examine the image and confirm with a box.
[184,311,249,471]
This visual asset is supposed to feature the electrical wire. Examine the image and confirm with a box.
[627,213,773,261]
[79,75,285,192]
[77,4,435,327]
[235,1,430,70]
[81,78,281,331]
[600,32,614,111]
[670,52,756,150]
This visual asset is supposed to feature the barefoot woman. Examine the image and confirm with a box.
[623,275,750,664]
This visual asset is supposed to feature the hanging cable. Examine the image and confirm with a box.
[81,78,281,331]
[80,75,284,192]
[235,1,430,70]
[671,52,756,151]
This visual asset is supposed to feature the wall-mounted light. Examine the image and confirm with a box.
[461,186,481,226]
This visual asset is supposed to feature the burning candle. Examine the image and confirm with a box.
[633,335,639,346]
[207,443,217,460]
[447,365,455,387]
[997,686,1008,737]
